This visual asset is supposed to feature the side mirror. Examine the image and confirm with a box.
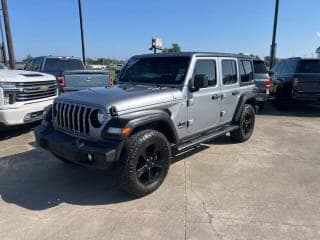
[189,74,209,92]
[268,70,274,76]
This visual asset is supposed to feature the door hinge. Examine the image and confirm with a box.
[187,99,194,107]
[187,119,194,127]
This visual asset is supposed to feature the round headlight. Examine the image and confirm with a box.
[97,110,107,125]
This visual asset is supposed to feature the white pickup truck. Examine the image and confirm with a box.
[0,70,58,129]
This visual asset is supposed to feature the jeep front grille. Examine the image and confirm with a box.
[15,81,57,101]
[53,101,92,136]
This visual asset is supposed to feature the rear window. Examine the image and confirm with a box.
[43,58,84,72]
[253,61,267,74]
[298,60,320,73]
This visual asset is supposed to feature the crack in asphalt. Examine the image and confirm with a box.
[201,201,223,240]
[184,160,187,240]
[186,162,223,239]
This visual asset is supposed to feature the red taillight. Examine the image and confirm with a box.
[57,75,65,87]
[292,77,299,89]
[265,76,272,89]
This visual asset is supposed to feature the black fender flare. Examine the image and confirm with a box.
[233,92,257,123]
[102,109,179,143]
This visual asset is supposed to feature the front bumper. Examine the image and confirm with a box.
[34,125,124,170]
[0,99,54,126]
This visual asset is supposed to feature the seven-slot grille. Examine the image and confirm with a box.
[15,81,57,101]
[53,101,92,136]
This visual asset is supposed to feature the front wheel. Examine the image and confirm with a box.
[117,129,171,197]
[231,104,255,142]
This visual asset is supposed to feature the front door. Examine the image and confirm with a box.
[187,58,221,135]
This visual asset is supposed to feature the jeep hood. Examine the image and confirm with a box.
[58,85,182,113]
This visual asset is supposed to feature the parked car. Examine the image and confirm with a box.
[25,56,85,78]
[0,70,58,130]
[269,57,320,109]
[58,70,111,93]
[35,52,257,197]
[253,60,271,110]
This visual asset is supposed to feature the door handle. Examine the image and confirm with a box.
[232,91,240,96]
[211,94,221,100]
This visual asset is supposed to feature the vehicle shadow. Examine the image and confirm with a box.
[258,101,320,117]
[0,122,41,140]
[0,147,134,211]
[0,132,238,211]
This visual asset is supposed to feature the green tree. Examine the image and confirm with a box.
[22,54,32,62]
[316,46,320,58]
[163,43,181,53]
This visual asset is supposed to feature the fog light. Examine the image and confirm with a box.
[87,153,93,162]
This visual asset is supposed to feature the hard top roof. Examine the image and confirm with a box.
[132,52,252,59]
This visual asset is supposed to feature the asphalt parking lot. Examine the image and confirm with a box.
[0,103,319,240]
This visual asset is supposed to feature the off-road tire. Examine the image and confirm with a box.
[118,129,171,197]
[231,104,255,142]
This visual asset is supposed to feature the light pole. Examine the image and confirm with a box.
[270,0,279,68]
[78,0,86,64]
[0,10,6,64]
[1,0,14,69]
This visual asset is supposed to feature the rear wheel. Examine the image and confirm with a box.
[231,104,255,142]
[118,129,171,197]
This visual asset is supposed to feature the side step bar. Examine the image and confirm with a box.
[177,125,239,152]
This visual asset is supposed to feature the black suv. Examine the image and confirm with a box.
[270,57,320,108]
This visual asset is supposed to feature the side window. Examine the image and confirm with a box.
[286,60,297,73]
[32,58,42,71]
[277,61,287,74]
[222,60,238,85]
[240,60,253,82]
[194,60,217,87]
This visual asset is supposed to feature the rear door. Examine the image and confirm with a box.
[219,58,240,124]
[187,57,222,135]
[295,59,320,93]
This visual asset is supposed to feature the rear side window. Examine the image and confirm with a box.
[222,60,238,85]
[240,60,254,82]
[298,60,320,73]
[194,60,217,87]
[43,58,84,72]
[253,61,267,74]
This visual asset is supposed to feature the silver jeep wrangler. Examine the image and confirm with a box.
[35,52,257,196]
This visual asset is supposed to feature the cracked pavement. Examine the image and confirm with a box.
[0,104,320,240]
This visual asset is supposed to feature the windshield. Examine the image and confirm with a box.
[253,61,267,74]
[43,58,85,73]
[298,60,320,73]
[118,57,190,85]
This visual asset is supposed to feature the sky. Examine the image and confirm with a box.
[5,0,320,60]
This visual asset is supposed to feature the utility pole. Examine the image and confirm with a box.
[78,0,86,65]
[1,0,14,68]
[270,0,279,68]
[0,11,7,64]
